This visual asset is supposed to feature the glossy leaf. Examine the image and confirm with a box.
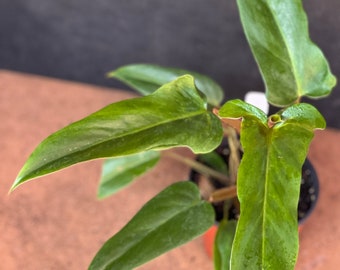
[108,63,224,106]
[89,181,215,270]
[12,75,223,190]
[219,99,325,270]
[98,151,160,199]
[237,0,336,106]
[214,220,237,270]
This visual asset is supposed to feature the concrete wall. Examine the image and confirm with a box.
[1,0,339,127]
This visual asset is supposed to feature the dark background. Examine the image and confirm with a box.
[1,0,339,128]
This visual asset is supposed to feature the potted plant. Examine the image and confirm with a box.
[11,0,336,269]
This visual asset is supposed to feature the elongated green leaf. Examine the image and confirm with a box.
[219,99,325,270]
[89,181,215,270]
[237,0,336,106]
[214,220,237,270]
[98,151,160,199]
[108,63,224,106]
[12,75,223,190]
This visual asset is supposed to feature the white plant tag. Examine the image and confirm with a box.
[244,91,269,115]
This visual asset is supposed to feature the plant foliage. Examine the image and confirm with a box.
[12,75,222,190]
[219,100,325,269]
[237,0,336,106]
[89,182,215,270]
[11,0,336,269]
[109,64,224,106]
[98,151,160,199]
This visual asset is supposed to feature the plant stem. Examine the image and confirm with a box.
[224,126,241,185]
[209,185,237,203]
[213,108,241,133]
[164,151,230,185]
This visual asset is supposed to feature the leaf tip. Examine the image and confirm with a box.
[106,70,116,78]
[10,169,38,194]
[9,177,22,194]
[96,191,107,200]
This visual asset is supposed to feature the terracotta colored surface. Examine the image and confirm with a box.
[0,70,339,269]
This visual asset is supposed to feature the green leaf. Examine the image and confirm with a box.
[237,0,336,106]
[109,63,224,106]
[12,75,223,190]
[214,220,237,270]
[219,100,325,270]
[89,181,215,270]
[98,151,160,199]
[198,151,229,175]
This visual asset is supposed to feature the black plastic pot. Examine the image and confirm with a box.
[190,141,319,224]
[298,158,319,224]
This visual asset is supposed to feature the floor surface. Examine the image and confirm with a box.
[1,70,339,269]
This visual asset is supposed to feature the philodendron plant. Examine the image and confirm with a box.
[11,0,336,269]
